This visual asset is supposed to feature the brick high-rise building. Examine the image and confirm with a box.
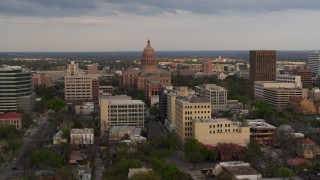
[202,60,212,74]
[247,50,276,99]
[294,68,312,88]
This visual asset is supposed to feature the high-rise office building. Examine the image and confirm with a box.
[247,50,276,99]
[202,60,212,74]
[307,51,320,75]
[0,66,35,113]
[175,96,211,144]
[64,62,99,103]
[294,68,312,88]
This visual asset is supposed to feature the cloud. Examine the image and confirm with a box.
[0,0,320,17]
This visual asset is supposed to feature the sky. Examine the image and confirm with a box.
[0,0,320,52]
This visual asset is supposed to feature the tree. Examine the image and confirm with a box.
[264,163,281,177]
[21,114,34,128]
[184,139,206,169]
[149,107,159,116]
[45,99,66,111]
[275,167,293,178]
[130,171,161,180]
[0,125,17,139]
[243,142,263,165]
[216,171,233,180]
[30,149,63,167]
[6,139,23,155]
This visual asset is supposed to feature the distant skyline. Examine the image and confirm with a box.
[1,0,320,52]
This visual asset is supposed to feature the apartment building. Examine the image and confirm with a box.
[175,96,211,144]
[0,65,35,113]
[193,118,250,146]
[100,96,145,135]
[70,128,94,145]
[196,84,227,112]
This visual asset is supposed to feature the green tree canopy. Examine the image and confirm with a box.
[276,167,294,177]
[130,171,161,180]
[184,139,206,169]
[0,125,17,139]
[21,114,34,128]
[6,139,23,155]
[45,99,66,111]
[30,149,63,167]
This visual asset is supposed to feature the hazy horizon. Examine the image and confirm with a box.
[1,1,320,51]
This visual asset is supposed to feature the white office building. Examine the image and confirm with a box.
[254,81,300,100]
[196,84,227,112]
[0,65,35,113]
[100,96,145,135]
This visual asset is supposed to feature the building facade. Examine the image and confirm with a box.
[247,119,277,146]
[122,40,171,100]
[70,128,94,145]
[264,88,305,110]
[202,60,212,74]
[307,51,320,75]
[0,66,35,113]
[254,81,300,100]
[175,97,211,144]
[100,96,145,135]
[193,118,250,146]
[288,96,317,115]
[0,112,23,129]
[64,74,98,104]
[87,64,99,74]
[294,68,313,88]
[196,84,228,112]
[247,50,276,99]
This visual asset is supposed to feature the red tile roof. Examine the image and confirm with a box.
[286,158,308,166]
[299,138,316,145]
[206,143,244,151]
[0,112,23,119]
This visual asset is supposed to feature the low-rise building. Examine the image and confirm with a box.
[72,166,92,180]
[70,128,94,145]
[296,138,320,159]
[215,161,262,180]
[128,167,152,179]
[206,144,244,161]
[254,81,300,100]
[193,118,250,147]
[0,112,23,129]
[246,119,277,146]
[53,130,67,144]
[196,84,228,112]
[109,126,142,142]
[75,102,94,116]
[288,96,316,115]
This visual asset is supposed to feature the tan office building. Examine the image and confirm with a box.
[64,74,98,104]
[264,88,306,110]
[193,118,250,146]
[175,96,211,144]
[100,96,145,135]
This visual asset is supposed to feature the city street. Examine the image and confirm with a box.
[0,116,48,179]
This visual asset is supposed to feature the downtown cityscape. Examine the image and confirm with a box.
[1,1,320,180]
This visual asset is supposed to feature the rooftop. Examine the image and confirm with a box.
[194,118,231,123]
[109,126,142,134]
[0,112,23,119]
[189,96,210,103]
[246,119,276,129]
[224,166,260,176]
[110,99,145,105]
[70,128,94,134]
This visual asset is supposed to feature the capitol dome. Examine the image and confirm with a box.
[141,39,157,71]
[142,39,155,59]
